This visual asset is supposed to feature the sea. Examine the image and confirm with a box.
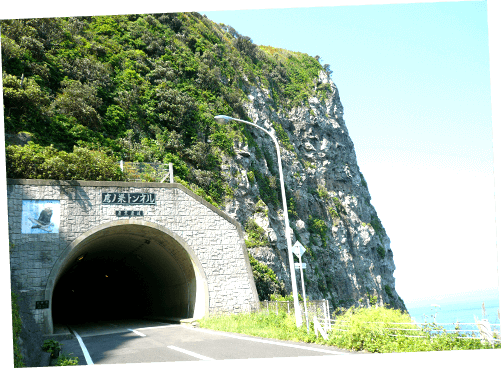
[405,288,500,334]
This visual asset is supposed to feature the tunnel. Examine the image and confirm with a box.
[49,221,207,329]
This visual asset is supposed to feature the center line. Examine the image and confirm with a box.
[167,345,215,361]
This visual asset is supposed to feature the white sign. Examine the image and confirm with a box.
[292,241,306,257]
[294,263,306,269]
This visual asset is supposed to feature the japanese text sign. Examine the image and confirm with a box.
[102,193,156,205]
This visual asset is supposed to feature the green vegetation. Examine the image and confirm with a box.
[287,195,298,218]
[270,292,304,302]
[327,206,339,220]
[246,170,255,183]
[316,185,328,199]
[376,246,386,259]
[384,285,393,298]
[249,164,280,207]
[42,339,62,358]
[42,339,79,366]
[370,214,385,237]
[173,175,218,207]
[248,253,286,301]
[1,14,329,207]
[360,173,368,188]
[258,45,326,109]
[308,215,328,247]
[271,120,294,151]
[10,242,23,367]
[6,142,125,181]
[316,82,332,102]
[11,291,23,368]
[262,147,277,176]
[244,219,269,248]
[303,160,316,170]
[254,199,268,216]
[200,309,317,343]
[54,353,79,366]
[367,292,378,307]
[328,307,498,352]
[199,306,501,353]
[333,197,346,215]
[370,214,387,245]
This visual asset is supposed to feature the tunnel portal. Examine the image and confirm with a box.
[52,223,199,325]
[7,179,259,335]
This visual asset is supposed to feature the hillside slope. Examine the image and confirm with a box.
[1,12,406,311]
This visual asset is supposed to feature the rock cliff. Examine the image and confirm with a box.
[221,70,406,311]
[1,13,406,312]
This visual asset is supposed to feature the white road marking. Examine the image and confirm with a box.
[188,327,350,355]
[135,324,179,331]
[127,329,146,337]
[167,345,215,360]
[69,327,94,365]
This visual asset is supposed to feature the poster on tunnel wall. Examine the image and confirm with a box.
[21,200,60,234]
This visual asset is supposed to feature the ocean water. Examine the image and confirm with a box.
[405,288,500,334]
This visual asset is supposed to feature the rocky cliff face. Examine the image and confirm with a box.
[1,13,405,312]
[220,70,406,311]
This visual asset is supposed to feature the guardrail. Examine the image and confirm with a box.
[259,300,331,327]
[259,300,501,346]
[313,316,501,346]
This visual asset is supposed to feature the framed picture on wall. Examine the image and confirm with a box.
[21,200,60,234]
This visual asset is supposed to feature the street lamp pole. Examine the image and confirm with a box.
[214,115,303,328]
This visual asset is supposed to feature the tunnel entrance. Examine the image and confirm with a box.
[49,221,207,329]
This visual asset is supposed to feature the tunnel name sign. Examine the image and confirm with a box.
[102,193,156,205]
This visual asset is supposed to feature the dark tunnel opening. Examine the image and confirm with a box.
[51,225,198,326]
[52,258,153,324]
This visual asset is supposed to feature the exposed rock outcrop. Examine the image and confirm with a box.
[221,71,405,311]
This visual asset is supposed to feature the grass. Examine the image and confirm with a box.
[11,291,24,368]
[199,310,320,343]
[198,306,501,353]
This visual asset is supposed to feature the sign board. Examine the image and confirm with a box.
[294,263,306,269]
[21,200,60,234]
[292,241,306,258]
[116,210,144,217]
[36,301,49,309]
[102,193,156,205]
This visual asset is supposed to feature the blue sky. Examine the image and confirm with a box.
[200,2,497,304]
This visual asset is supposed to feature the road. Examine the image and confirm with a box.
[57,318,353,365]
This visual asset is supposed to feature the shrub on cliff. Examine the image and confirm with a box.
[244,219,269,248]
[6,142,125,181]
[248,253,286,301]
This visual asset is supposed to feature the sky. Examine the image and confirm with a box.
[197,2,497,305]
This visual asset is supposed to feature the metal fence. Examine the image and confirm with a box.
[314,316,501,345]
[259,300,331,327]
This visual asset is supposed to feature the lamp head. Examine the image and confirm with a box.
[214,115,233,124]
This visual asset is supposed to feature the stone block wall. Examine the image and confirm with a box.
[7,179,259,332]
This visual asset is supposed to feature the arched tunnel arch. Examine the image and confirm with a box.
[45,220,209,333]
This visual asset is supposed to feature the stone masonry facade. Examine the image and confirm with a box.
[7,179,259,331]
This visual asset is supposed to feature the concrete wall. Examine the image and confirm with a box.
[7,179,259,334]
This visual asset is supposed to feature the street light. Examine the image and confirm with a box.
[214,115,302,328]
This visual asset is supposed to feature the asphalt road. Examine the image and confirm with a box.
[58,318,353,365]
